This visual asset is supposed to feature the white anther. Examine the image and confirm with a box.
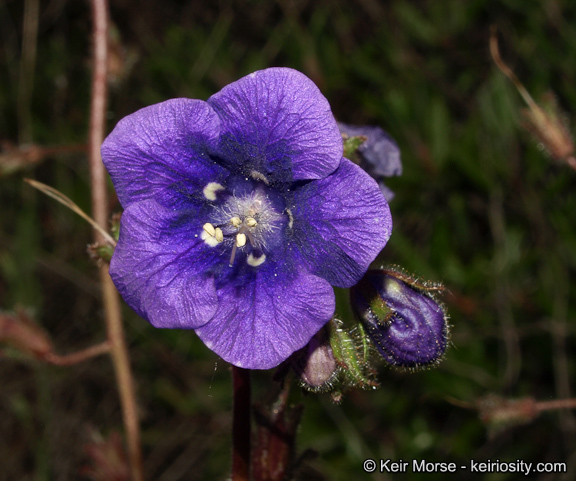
[230,216,242,228]
[247,253,266,267]
[201,230,220,247]
[214,227,224,243]
[236,233,247,247]
[245,217,257,227]
[203,223,216,236]
[203,182,225,201]
[250,170,270,185]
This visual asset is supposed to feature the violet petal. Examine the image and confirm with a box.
[208,68,342,183]
[290,158,392,287]
[194,264,334,369]
[110,199,219,329]
[102,98,227,209]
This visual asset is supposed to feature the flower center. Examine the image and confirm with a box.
[200,181,285,267]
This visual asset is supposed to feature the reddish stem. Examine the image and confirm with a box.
[43,341,110,366]
[232,366,252,481]
[88,1,144,480]
[537,398,576,412]
[88,1,108,236]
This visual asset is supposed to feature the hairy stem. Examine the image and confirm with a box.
[232,366,251,481]
[88,1,144,480]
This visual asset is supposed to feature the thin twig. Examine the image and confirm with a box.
[43,341,111,366]
[232,366,251,481]
[536,399,576,412]
[24,178,116,246]
[489,27,540,114]
[18,0,39,144]
[88,1,144,481]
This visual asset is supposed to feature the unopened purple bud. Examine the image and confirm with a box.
[350,269,449,368]
[291,327,338,392]
[338,122,402,201]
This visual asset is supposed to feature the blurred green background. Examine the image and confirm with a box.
[1,0,576,480]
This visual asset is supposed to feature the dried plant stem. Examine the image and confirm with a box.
[232,366,251,481]
[26,144,88,156]
[537,399,576,412]
[489,28,540,115]
[18,0,39,144]
[24,178,116,246]
[450,395,576,414]
[100,270,144,481]
[44,341,110,366]
[88,1,144,481]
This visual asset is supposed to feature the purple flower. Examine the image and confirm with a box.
[337,122,402,201]
[350,269,448,368]
[102,68,392,369]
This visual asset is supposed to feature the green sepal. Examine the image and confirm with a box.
[87,243,115,264]
[342,134,367,162]
[328,318,378,390]
[110,213,121,242]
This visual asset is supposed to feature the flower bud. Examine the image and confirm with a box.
[521,93,574,162]
[292,327,338,392]
[489,32,575,168]
[338,122,402,201]
[350,268,449,369]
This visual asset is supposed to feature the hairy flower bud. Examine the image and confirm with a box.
[521,92,574,162]
[292,327,338,392]
[350,268,449,369]
[489,32,575,170]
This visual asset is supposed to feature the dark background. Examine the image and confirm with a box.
[1,0,576,480]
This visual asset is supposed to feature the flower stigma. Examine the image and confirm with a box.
[202,182,225,201]
[200,179,284,268]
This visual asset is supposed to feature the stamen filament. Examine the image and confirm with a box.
[229,242,238,267]
[229,226,251,266]
[245,230,256,246]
